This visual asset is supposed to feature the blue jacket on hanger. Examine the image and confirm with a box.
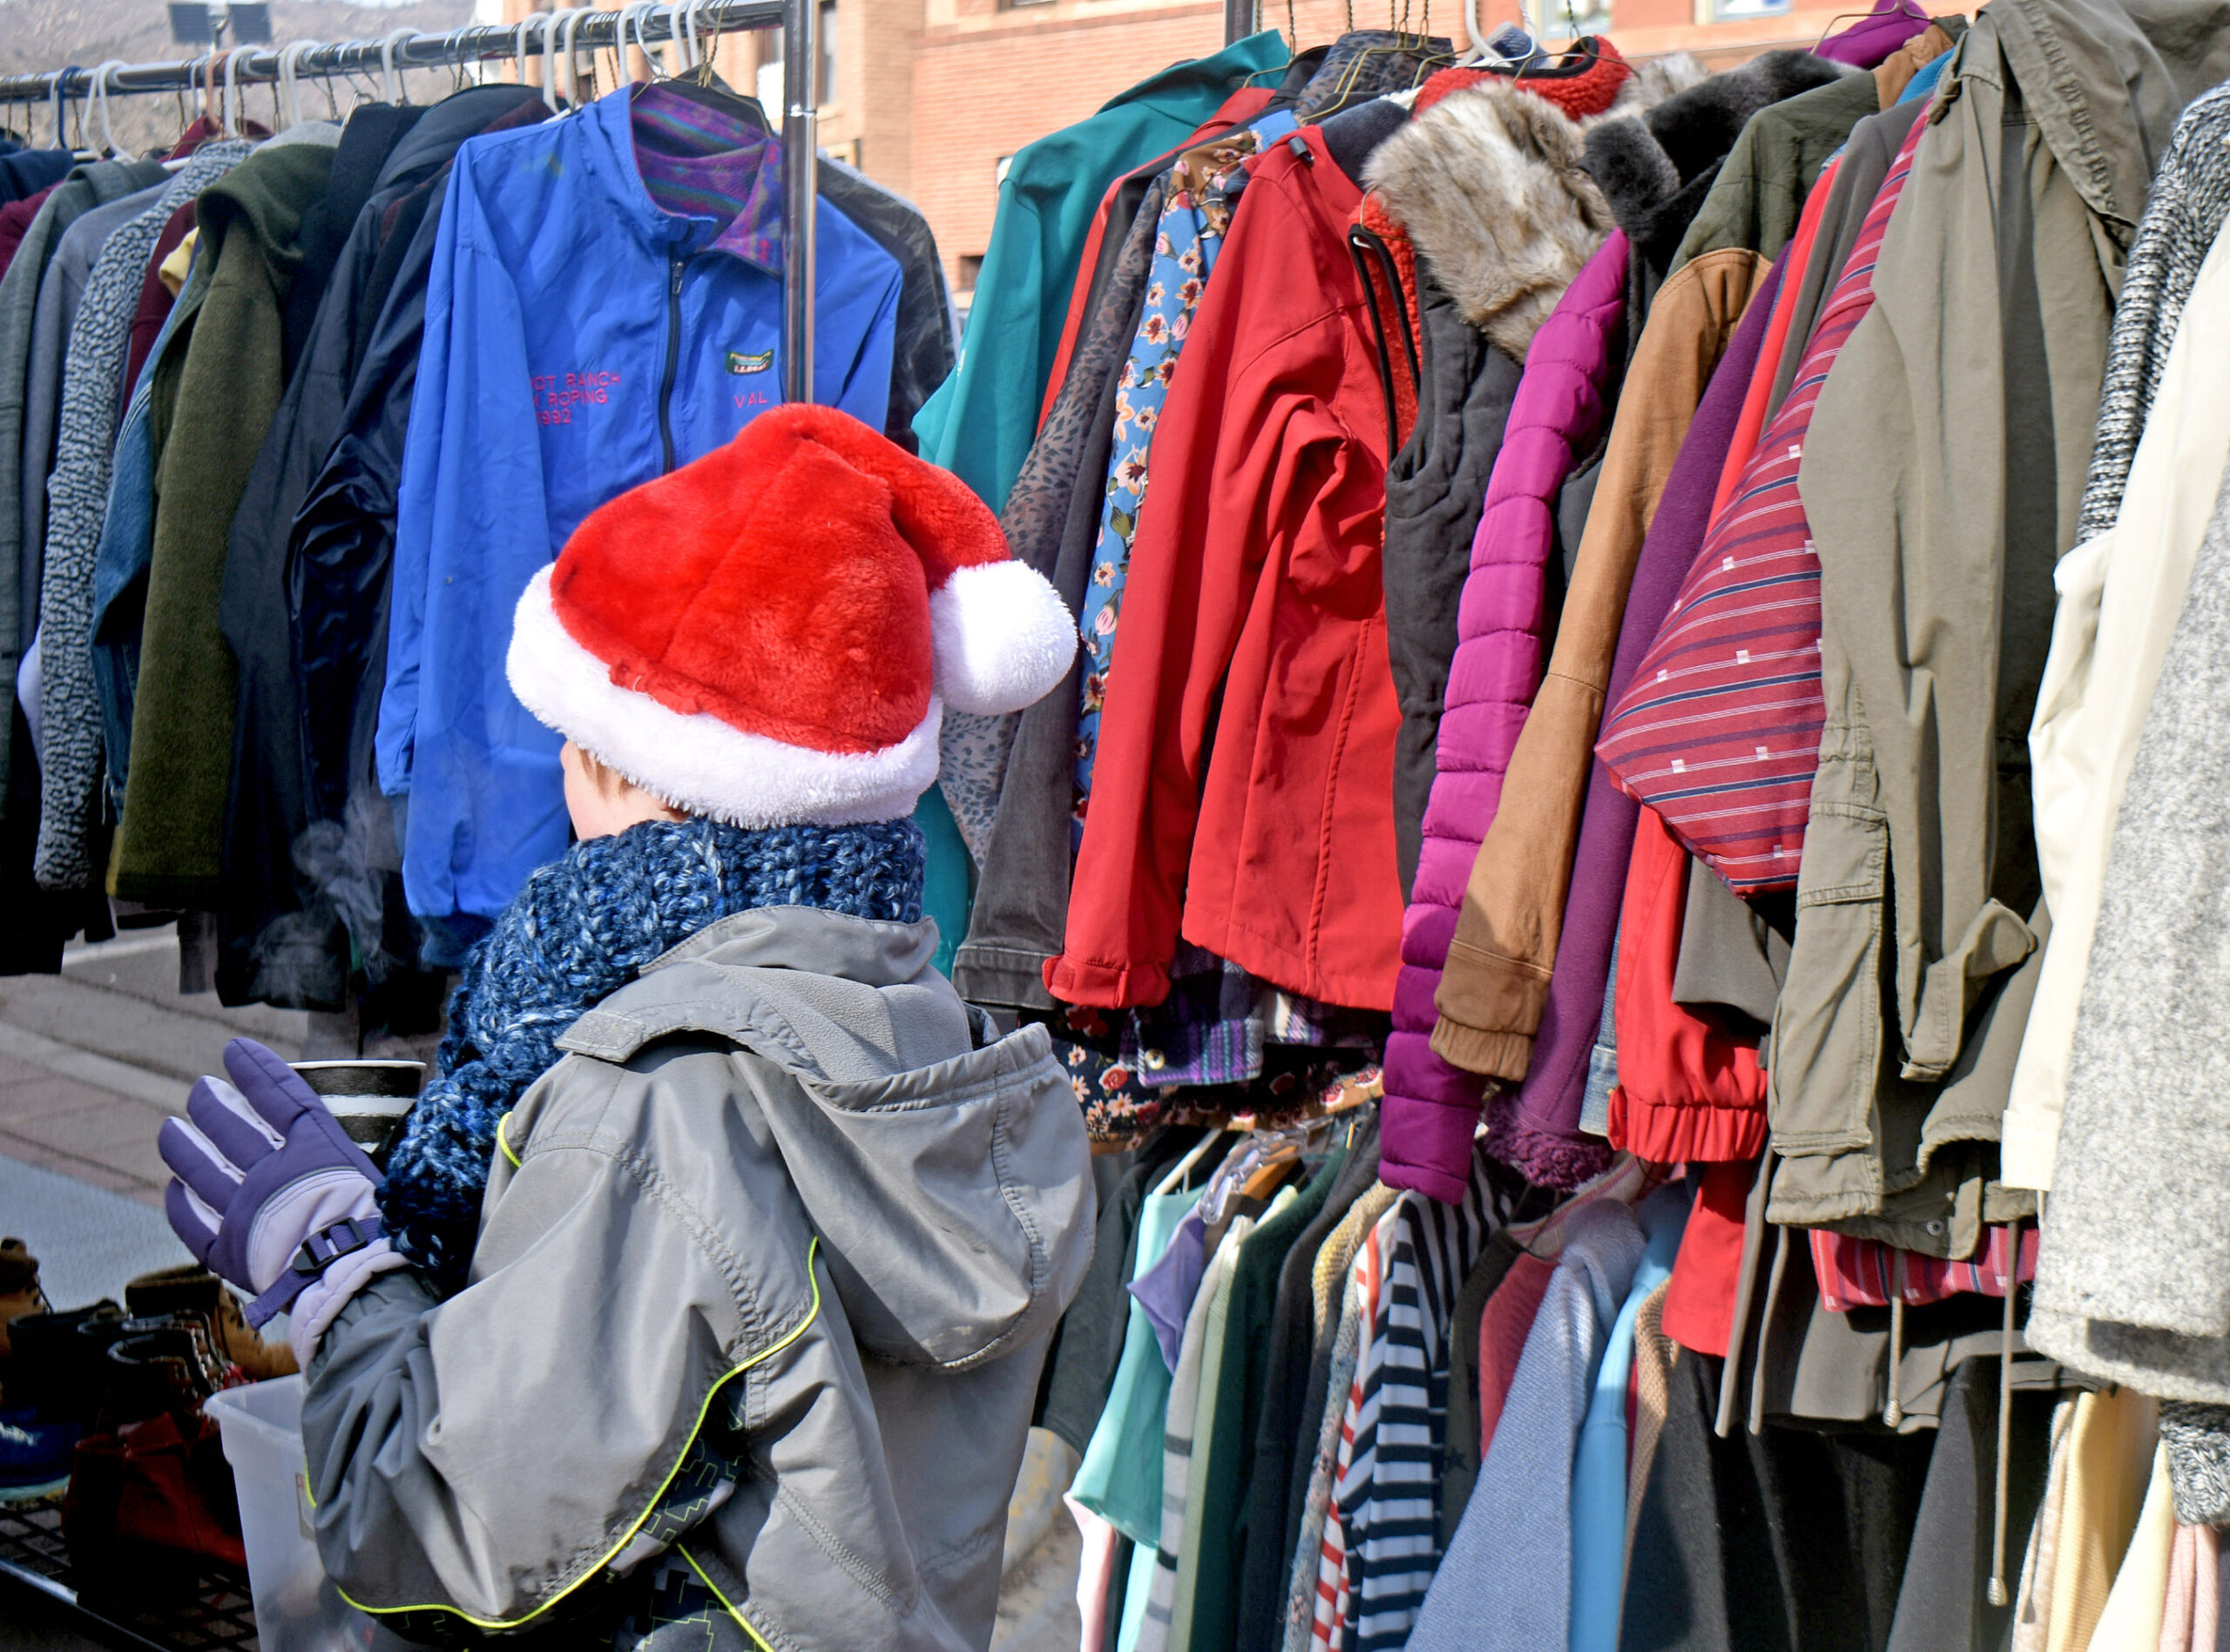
[377,84,901,954]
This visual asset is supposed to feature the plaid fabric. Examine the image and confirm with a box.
[1811,1224,2040,1312]
[1594,116,1928,893]
[1122,943,1265,1088]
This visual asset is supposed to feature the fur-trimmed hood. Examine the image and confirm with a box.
[1362,56,1705,361]
[1363,79,1618,360]
[1581,49,1852,271]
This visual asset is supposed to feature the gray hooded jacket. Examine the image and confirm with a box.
[301,906,1096,1649]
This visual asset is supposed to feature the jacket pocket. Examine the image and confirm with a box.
[1768,797,1888,1157]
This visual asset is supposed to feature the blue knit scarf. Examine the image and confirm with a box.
[379,816,924,1295]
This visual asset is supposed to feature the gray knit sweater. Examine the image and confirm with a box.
[2031,454,2230,1401]
[33,142,253,891]
[2077,78,2230,545]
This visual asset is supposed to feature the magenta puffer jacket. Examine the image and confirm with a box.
[1379,231,1629,1203]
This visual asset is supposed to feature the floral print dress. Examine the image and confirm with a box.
[1071,113,1297,840]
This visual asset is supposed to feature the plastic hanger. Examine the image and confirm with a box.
[220,45,246,139]
[1150,1129,1227,1201]
[555,8,596,107]
[616,1,669,83]
[88,62,134,159]
[379,28,416,105]
[275,41,321,128]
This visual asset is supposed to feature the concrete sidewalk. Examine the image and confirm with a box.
[0,927,325,1205]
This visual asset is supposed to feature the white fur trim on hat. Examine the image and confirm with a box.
[506,567,939,828]
[929,559,1078,716]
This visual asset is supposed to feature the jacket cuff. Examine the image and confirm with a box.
[952,943,1059,1011]
[1042,952,1172,1010]
[1429,1018,1535,1082]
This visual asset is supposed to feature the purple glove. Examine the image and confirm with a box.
[160,1039,404,1365]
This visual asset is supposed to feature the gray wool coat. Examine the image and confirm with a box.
[33,142,253,892]
[2031,453,2230,1402]
[0,159,165,784]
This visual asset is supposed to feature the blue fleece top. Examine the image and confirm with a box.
[377,84,902,950]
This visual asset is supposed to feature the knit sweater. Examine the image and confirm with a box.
[378,816,926,1296]
[0,162,163,789]
[33,142,252,891]
[2077,80,2230,545]
[2029,452,2230,1402]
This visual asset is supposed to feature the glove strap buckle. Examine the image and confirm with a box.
[246,1216,385,1328]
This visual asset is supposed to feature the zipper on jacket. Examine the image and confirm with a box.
[658,253,685,474]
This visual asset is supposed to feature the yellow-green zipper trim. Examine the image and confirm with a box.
[496,1114,521,1168]
[679,1542,776,1651]
[335,1236,822,1631]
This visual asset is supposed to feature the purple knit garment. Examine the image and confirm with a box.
[1814,0,1929,68]
[1483,249,1787,1187]
[1380,232,1631,1205]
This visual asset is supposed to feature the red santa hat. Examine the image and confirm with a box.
[506,404,1076,828]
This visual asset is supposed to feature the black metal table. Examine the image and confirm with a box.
[0,1497,258,1651]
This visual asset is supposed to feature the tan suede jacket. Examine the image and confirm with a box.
[1430,247,1767,1080]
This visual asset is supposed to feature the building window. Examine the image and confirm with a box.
[996,153,1015,187]
[1696,0,1788,20]
[752,7,839,111]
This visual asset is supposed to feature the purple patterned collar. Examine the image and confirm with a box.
[626,82,783,271]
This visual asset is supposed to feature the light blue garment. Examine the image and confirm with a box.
[1407,1201,1645,1652]
[1072,1180,1194,1546]
[1578,940,1619,1137]
[1896,49,1951,103]
[87,288,190,805]
[912,783,973,976]
[1566,1183,1690,1652]
[376,84,902,933]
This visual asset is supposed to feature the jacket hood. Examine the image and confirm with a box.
[558,905,1095,1371]
[195,139,339,282]
[1362,57,1700,359]
[1582,49,1850,269]
[1364,79,1618,359]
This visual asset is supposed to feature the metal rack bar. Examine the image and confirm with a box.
[780,0,815,402]
[0,0,786,102]
[0,0,823,405]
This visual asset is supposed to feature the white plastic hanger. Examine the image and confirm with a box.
[379,28,417,105]
[275,41,322,128]
[1149,1129,1228,1201]
[220,46,245,139]
[617,1,669,81]
[87,61,134,158]
[551,9,592,107]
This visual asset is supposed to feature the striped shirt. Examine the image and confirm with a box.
[1319,1149,1513,1651]
[1812,1223,2039,1313]
[1594,114,1929,894]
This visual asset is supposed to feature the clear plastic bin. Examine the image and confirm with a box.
[205,1376,420,1651]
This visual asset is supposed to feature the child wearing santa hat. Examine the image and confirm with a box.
[157,407,1094,1650]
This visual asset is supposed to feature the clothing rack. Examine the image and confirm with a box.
[0,0,824,402]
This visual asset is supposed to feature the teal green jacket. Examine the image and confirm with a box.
[911,30,1289,514]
